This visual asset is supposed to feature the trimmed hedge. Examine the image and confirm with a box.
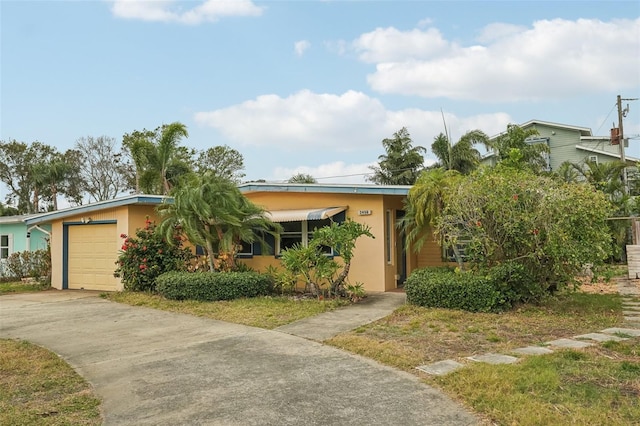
[156,271,272,301]
[405,267,509,313]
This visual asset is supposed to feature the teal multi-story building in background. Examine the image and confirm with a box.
[482,120,637,171]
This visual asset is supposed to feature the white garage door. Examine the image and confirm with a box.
[68,223,120,291]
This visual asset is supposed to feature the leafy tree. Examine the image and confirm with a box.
[557,159,628,261]
[0,140,81,213]
[0,140,53,213]
[75,136,133,202]
[430,130,488,174]
[287,173,317,184]
[122,122,192,195]
[487,124,550,173]
[280,220,373,296]
[195,145,245,184]
[367,127,426,185]
[399,168,462,254]
[437,166,612,296]
[311,219,374,294]
[157,174,280,272]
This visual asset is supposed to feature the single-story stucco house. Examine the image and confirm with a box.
[238,183,447,292]
[23,184,449,292]
[0,215,51,277]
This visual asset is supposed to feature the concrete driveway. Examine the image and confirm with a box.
[0,291,477,425]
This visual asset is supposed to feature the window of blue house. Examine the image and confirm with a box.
[1,234,12,259]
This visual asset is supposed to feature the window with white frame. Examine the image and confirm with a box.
[1,234,12,260]
[276,218,333,255]
[588,155,598,164]
[236,240,254,257]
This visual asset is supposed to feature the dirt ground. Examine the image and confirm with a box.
[578,275,640,294]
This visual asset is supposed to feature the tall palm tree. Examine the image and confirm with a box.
[123,122,191,195]
[158,174,280,272]
[430,130,489,174]
[367,127,426,185]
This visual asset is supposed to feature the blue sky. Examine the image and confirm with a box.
[2,0,639,189]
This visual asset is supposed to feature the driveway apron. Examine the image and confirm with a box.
[0,291,477,425]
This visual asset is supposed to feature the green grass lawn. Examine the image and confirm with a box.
[0,280,50,295]
[0,339,102,425]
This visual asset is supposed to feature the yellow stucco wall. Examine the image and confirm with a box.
[244,191,398,292]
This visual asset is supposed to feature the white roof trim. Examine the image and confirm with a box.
[266,207,347,223]
[575,145,640,163]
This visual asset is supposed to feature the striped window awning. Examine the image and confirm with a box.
[266,206,347,223]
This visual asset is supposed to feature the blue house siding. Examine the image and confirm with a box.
[0,216,51,277]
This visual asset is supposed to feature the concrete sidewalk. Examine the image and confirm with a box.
[0,291,477,426]
[275,292,406,341]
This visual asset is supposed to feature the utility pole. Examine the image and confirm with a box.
[618,94,628,194]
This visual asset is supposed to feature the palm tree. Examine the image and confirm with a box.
[488,124,550,173]
[158,174,280,272]
[430,130,489,174]
[123,122,191,195]
[399,168,462,252]
[287,173,317,184]
[367,127,426,185]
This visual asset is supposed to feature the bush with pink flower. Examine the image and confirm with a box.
[114,218,193,292]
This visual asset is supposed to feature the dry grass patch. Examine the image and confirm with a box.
[436,342,640,426]
[104,292,350,329]
[328,291,635,425]
[0,339,102,425]
[328,292,623,370]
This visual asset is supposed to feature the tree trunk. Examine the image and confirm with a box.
[205,238,216,272]
[331,262,351,294]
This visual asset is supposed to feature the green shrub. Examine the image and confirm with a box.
[405,267,508,313]
[4,249,51,282]
[156,271,272,301]
[114,219,193,292]
[484,261,544,304]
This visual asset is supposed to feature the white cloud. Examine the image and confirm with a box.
[194,90,512,156]
[294,40,311,57]
[352,26,451,63]
[359,18,640,101]
[111,0,263,24]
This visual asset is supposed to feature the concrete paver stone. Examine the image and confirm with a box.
[467,353,519,365]
[512,346,554,356]
[573,333,627,342]
[601,327,640,337]
[545,338,594,349]
[416,360,465,376]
